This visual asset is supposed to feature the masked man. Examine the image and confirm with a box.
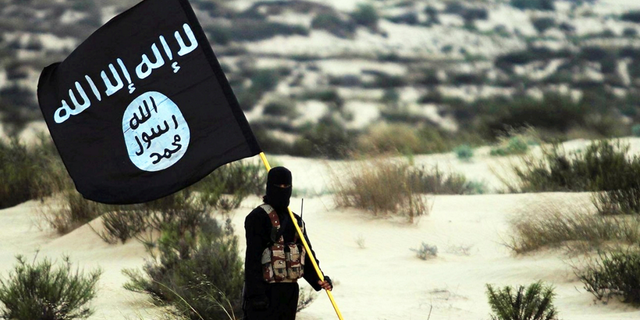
[243,166,332,320]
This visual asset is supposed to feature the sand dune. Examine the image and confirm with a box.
[2,142,640,319]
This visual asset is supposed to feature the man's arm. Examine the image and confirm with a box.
[299,217,332,291]
[244,208,269,298]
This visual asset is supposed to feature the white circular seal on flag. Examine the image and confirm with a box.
[122,91,190,172]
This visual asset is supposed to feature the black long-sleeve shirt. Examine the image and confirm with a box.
[244,206,323,298]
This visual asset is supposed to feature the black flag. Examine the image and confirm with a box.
[37,0,261,204]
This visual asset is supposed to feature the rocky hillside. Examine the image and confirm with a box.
[2,0,640,157]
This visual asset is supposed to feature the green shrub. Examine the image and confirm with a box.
[251,126,293,155]
[387,12,419,25]
[351,3,379,29]
[454,144,473,161]
[623,27,638,38]
[236,68,284,111]
[311,13,356,38]
[263,97,297,118]
[0,139,46,209]
[381,88,400,108]
[0,255,102,320]
[123,217,243,320]
[291,116,354,159]
[97,160,264,244]
[632,124,640,137]
[511,0,554,11]
[508,140,640,200]
[577,249,640,305]
[99,208,148,244]
[299,89,344,109]
[622,11,640,23]
[40,190,109,234]
[486,281,558,320]
[193,160,266,209]
[532,17,556,34]
[332,159,429,223]
[490,136,530,156]
[365,73,406,88]
[224,19,309,42]
[479,93,589,138]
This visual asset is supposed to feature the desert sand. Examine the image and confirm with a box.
[2,138,640,320]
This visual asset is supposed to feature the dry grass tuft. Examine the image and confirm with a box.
[331,158,430,223]
[506,198,640,254]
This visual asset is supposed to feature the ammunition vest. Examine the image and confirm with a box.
[259,204,306,283]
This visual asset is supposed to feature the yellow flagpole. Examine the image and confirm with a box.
[258,152,345,320]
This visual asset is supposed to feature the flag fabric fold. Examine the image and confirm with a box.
[37,0,261,204]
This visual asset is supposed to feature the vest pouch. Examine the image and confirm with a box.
[285,243,305,280]
[271,243,287,281]
[261,247,274,282]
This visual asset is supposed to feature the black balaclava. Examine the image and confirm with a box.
[264,166,292,211]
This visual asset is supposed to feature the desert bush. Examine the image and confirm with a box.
[495,50,541,66]
[123,217,243,320]
[296,287,318,312]
[511,0,554,11]
[299,89,344,109]
[98,160,264,244]
[506,199,640,253]
[291,116,354,159]
[219,19,308,42]
[424,5,440,25]
[508,140,640,199]
[0,138,50,209]
[42,190,109,234]
[263,97,297,118]
[580,46,611,62]
[356,123,422,155]
[99,208,148,244]
[311,13,356,38]
[235,68,284,111]
[622,11,640,23]
[351,3,378,29]
[490,131,533,156]
[411,242,438,260]
[0,254,102,320]
[454,144,473,161]
[623,28,638,38]
[387,12,418,25]
[356,124,453,156]
[577,249,640,305]
[381,88,400,107]
[532,17,555,34]
[193,160,266,209]
[408,165,483,195]
[486,281,558,320]
[204,24,232,45]
[509,140,640,215]
[478,93,589,138]
[365,72,406,88]
[331,159,429,223]
[328,74,362,87]
[251,127,293,155]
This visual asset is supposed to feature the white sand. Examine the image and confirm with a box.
[2,139,640,319]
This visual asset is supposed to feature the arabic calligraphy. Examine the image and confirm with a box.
[54,23,199,124]
[123,91,190,172]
